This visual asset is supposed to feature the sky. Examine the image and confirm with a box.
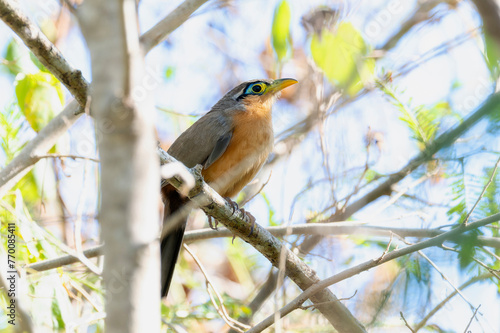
[1,0,499,331]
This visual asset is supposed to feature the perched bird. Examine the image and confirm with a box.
[161,78,298,298]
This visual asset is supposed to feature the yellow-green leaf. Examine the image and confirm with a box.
[271,0,292,62]
[3,39,29,76]
[15,72,64,132]
[484,32,500,78]
[311,22,374,95]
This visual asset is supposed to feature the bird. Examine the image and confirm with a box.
[160,78,298,298]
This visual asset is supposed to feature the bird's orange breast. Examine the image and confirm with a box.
[202,104,274,198]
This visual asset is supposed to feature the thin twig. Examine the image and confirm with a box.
[0,0,89,105]
[24,220,500,273]
[36,154,100,163]
[463,304,481,333]
[417,250,475,310]
[333,92,500,222]
[67,279,103,312]
[300,290,358,310]
[156,106,200,117]
[376,233,394,263]
[340,140,371,211]
[394,28,479,80]
[293,91,500,278]
[182,244,250,333]
[414,274,491,331]
[395,235,478,310]
[483,247,500,262]
[239,171,272,207]
[0,0,210,198]
[0,271,34,332]
[464,156,500,225]
[140,0,210,53]
[400,312,416,333]
[0,200,101,275]
[158,148,367,332]
[246,213,500,333]
[373,172,435,216]
[440,245,500,281]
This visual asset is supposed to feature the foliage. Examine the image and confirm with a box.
[15,72,64,132]
[271,0,292,65]
[0,104,24,163]
[484,32,500,80]
[311,22,375,96]
[0,1,499,332]
[380,82,459,151]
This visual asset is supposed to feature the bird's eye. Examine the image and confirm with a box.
[252,84,263,93]
[240,82,267,98]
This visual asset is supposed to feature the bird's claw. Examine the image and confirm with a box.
[208,215,218,230]
[224,197,239,216]
[224,198,257,236]
[241,208,256,236]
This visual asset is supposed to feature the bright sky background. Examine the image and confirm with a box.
[1,0,499,331]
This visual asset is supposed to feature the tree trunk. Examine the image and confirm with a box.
[79,1,160,331]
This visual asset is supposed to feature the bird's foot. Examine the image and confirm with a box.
[208,216,218,230]
[223,198,257,236]
[241,208,256,236]
[208,197,240,231]
[224,197,239,216]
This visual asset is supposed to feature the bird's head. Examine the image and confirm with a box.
[212,78,298,114]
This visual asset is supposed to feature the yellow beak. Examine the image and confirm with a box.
[269,78,298,94]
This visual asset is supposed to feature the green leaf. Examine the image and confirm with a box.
[457,230,480,270]
[311,22,375,96]
[380,84,455,150]
[486,98,500,134]
[15,72,65,132]
[165,66,175,80]
[51,291,66,330]
[364,169,381,183]
[478,167,500,218]
[2,39,29,76]
[261,192,278,226]
[0,105,24,163]
[484,32,500,79]
[29,52,50,73]
[271,0,292,62]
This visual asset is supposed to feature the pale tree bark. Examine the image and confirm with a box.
[0,0,89,105]
[78,1,160,332]
[140,0,209,53]
[0,0,208,198]
[23,223,500,271]
[470,0,500,47]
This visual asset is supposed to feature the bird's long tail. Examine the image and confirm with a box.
[161,187,188,298]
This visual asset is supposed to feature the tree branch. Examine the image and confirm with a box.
[78,0,160,331]
[183,244,250,333]
[0,0,89,105]
[0,100,80,199]
[157,148,367,333]
[341,92,500,220]
[0,270,33,332]
[381,0,444,51]
[140,0,209,53]
[24,222,500,272]
[248,213,500,333]
[470,0,500,47]
[0,0,207,198]
[413,273,491,331]
[298,91,500,255]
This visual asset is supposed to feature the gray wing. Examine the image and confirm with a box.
[204,131,232,168]
[167,112,233,168]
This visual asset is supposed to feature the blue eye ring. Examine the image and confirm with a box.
[246,82,266,95]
